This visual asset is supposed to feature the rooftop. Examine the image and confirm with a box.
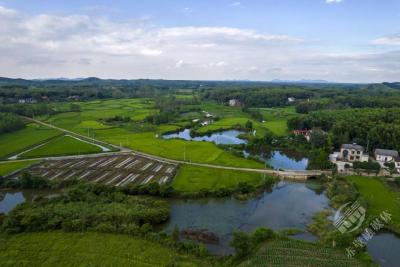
[341,144,364,151]
[375,149,399,157]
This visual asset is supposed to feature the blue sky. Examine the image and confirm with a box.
[0,0,399,82]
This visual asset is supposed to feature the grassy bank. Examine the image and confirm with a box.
[347,176,400,234]
[0,232,211,267]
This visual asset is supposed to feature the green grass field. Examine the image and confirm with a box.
[238,238,366,267]
[347,176,400,233]
[20,135,102,158]
[0,232,211,267]
[44,99,264,168]
[0,124,62,159]
[172,165,265,192]
[197,106,296,137]
[0,160,39,176]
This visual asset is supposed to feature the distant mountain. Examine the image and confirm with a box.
[383,82,400,90]
[271,79,331,84]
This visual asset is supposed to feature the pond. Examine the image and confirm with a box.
[163,129,247,145]
[367,232,400,267]
[163,181,329,255]
[263,150,309,170]
[0,189,59,214]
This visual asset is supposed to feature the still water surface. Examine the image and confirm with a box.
[163,181,328,254]
[163,129,247,145]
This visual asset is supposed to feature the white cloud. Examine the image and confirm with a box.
[371,35,400,46]
[326,0,343,4]
[0,5,398,83]
[231,2,241,7]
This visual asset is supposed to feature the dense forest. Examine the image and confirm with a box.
[288,108,400,151]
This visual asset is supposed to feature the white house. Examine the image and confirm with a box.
[330,144,369,163]
[229,99,241,107]
[395,157,400,173]
[375,149,399,163]
[288,97,296,103]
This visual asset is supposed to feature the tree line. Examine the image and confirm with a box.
[0,112,25,134]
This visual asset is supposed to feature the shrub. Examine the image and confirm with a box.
[250,227,275,245]
[230,231,251,258]
[236,182,255,194]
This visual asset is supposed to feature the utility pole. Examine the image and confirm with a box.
[183,145,186,161]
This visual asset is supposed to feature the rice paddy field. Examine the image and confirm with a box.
[0,160,39,176]
[42,99,265,168]
[0,232,211,267]
[238,239,367,267]
[0,124,62,159]
[173,165,265,192]
[20,135,103,158]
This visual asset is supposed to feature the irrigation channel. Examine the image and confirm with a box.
[1,182,399,266]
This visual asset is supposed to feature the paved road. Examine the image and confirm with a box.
[17,117,330,179]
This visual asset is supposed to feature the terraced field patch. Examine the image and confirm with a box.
[238,239,366,267]
[13,154,178,187]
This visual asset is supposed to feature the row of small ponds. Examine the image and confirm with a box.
[1,182,399,266]
[163,129,309,170]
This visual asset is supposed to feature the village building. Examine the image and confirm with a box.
[18,98,37,104]
[228,99,242,107]
[330,144,369,163]
[293,129,312,142]
[374,149,399,163]
[288,97,296,103]
[395,157,400,173]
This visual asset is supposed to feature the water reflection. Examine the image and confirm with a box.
[163,182,329,255]
[0,189,59,214]
[367,232,400,267]
[163,129,247,145]
[263,150,309,170]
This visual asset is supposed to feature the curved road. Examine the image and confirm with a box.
[17,117,329,179]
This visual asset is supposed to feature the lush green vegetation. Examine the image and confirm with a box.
[2,184,169,234]
[0,113,25,134]
[173,165,269,193]
[348,176,400,234]
[0,160,39,176]
[0,232,211,267]
[20,135,102,158]
[288,108,400,150]
[237,238,367,267]
[0,123,62,159]
[42,99,264,168]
